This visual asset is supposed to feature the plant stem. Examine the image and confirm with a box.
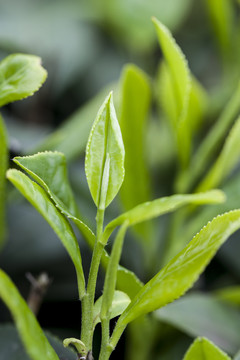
[81,208,105,351]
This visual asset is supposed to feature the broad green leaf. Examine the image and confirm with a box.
[112,209,240,331]
[178,79,240,193]
[205,0,234,60]
[215,286,240,307]
[183,337,231,360]
[93,291,131,328]
[103,190,225,242]
[156,293,240,354]
[6,169,85,298]
[0,54,47,107]
[153,17,191,168]
[34,83,115,161]
[118,64,152,242]
[85,92,125,209]
[196,116,240,192]
[14,152,79,217]
[0,114,7,248]
[0,270,59,360]
[235,351,240,360]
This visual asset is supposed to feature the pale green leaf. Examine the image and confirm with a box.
[0,54,47,107]
[178,79,240,193]
[6,169,85,299]
[234,351,240,360]
[34,83,115,161]
[183,337,231,360]
[197,116,240,192]
[153,17,191,168]
[205,0,234,59]
[14,152,79,217]
[0,270,59,360]
[118,64,152,241]
[156,293,240,354]
[93,291,131,328]
[85,91,125,208]
[113,209,240,329]
[0,114,7,248]
[215,286,240,307]
[103,190,226,242]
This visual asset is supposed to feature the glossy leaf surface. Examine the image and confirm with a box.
[14,152,79,216]
[153,17,191,168]
[183,337,231,360]
[93,291,131,328]
[0,270,59,360]
[7,169,85,298]
[103,190,225,241]
[156,293,240,354]
[114,209,240,327]
[0,54,47,107]
[0,114,7,248]
[85,92,125,208]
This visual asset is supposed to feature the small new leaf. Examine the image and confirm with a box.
[0,54,47,107]
[85,92,125,209]
[183,337,231,360]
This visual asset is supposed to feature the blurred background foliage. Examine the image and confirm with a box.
[2,0,240,359]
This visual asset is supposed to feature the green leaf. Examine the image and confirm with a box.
[196,116,240,192]
[0,54,47,107]
[215,286,240,307]
[0,114,7,248]
[112,209,240,331]
[183,337,231,360]
[178,79,240,193]
[6,169,85,299]
[153,17,191,168]
[205,0,234,60]
[103,190,226,242]
[85,91,125,209]
[34,83,115,161]
[14,152,79,217]
[156,293,240,354]
[100,222,129,321]
[0,270,59,360]
[234,351,240,360]
[93,291,131,328]
[118,64,152,241]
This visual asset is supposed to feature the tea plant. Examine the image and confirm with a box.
[1,14,240,360]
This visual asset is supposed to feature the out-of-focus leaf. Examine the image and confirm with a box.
[234,351,240,360]
[14,152,79,216]
[183,337,231,360]
[6,169,85,298]
[205,0,234,60]
[0,325,76,360]
[0,54,47,107]
[0,114,7,248]
[34,84,115,161]
[153,17,191,168]
[156,293,240,354]
[215,286,240,307]
[112,210,240,331]
[103,0,193,52]
[93,290,131,327]
[0,270,59,360]
[179,79,240,192]
[197,116,240,192]
[118,64,152,242]
[85,92,125,209]
[103,190,225,240]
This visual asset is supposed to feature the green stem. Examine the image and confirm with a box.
[81,208,105,351]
